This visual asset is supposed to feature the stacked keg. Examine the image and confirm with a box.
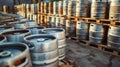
[109,0,120,20]
[89,0,107,44]
[76,21,89,40]
[89,24,104,44]
[91,0,107,19]
[66,20,76,37]
[68,0,76,17]
[43,28,66,60]
[0,43,32,67]
[55,17,60,28]
[63,0,68,16]
[108,26,120,50]
[53,1,59,15]
[24,34,59,67]
[76,0,89,18]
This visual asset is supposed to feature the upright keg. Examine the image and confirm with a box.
[1,29,30,42]
[30,4,37,14]
[60,17,66,30]
[108,26,120,50]
[24,34,59,67]
[0,35,6,43]
[89,24,104,44]
[44,2,49,14]
[48,2,53,14]
[51,16,56,28]
[58,1,63,15]
[109,0,120,20]
[0,42,32,67]
[91,0,107,19]
[13,22,27,29]
[26,20,38,28]
[40,2,44,13]
[66,20,76,37]
[53,1,59,14]
[27,26,45,34]
[68,0,76,17]
[76,0,89,17]
[55,17,60,28]
[76,21,88,40]
[0,26,14,34]
[63,0,68,16]
[15,16,29,22]
[43,28,66,60]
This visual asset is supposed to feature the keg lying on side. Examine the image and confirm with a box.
[1,29,30,42]
[24,34,59,67]
[108,26,120,50]
[76,21,88,40]
[43,28,66,60]
[0,35,6,43]
[89,23,104,44]
[0,26,14,34]
[27,26,45,34]
[0,42,32,67]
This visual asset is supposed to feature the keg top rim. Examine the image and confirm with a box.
[0,26,13,29]
[24,34,56,42]
[0,42,28,60]
[1,29,30,35]
[27,26,45,29]
[43,28,65,33]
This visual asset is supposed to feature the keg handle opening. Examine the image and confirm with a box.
[0,50,11,58]
[27,43,35,50]
[91,25,94,26]
[37,38,48,42]
[14,57,28,67]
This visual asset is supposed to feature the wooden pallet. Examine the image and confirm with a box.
[79,18,120,26]
[59,58,78,67]
[68,37,120,57]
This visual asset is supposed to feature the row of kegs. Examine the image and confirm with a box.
[0,16,66,67]
[40,0,120,20]
[45,14,120,51]
[76,21,120,51]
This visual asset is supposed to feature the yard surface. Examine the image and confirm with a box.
[66,39,120,67]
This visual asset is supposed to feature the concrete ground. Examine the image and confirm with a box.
[65,39,120,67]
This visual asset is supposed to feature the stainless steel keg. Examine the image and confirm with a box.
[0,42,32,67]
[76,21,88,40]
[91,0,107,19]
[89,23,104,44]
[43,28,66,60]
[26,20,38,28]
[27,26,45,34]
[2,29,30,42]
[0,26,14,34]
[24,34,59,67]
[13,22,27,29]
[108,26,120,50]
